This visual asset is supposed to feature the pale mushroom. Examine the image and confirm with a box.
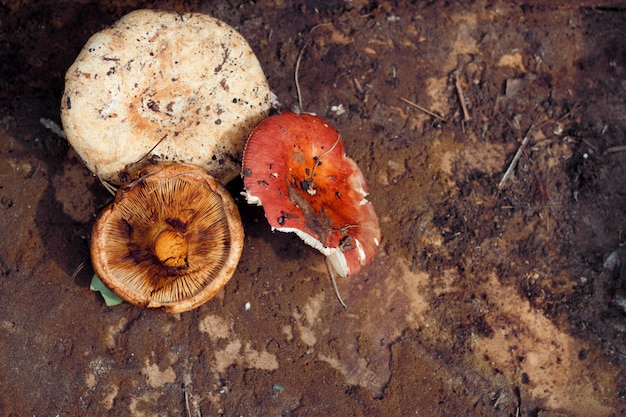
[61,9,271,185]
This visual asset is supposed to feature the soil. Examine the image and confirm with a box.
[1,1,626,416]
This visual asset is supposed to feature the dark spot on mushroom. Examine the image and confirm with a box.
[338,235,353,252]
[118,170,131,185]
[257,179,268,187]
[66,96,71,109]
[147,100,160,112]
[277,211,299,226]
[215,119,222,125]
[335,191,342,199]
[115,219,133,236]
[300,179,315,193]
[521,373,530,384]
[232,98,238,103]
[242,167,252,177]
[220,78,229,92]
[166,102,174,113]
[106,67,116,76]
[166,217,188,233]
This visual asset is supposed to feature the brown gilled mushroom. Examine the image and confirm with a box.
[91,163,244,314]
[60,10,271,312]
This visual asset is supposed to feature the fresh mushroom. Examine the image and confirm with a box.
[61,10,271,311]
[242,111,381,304]
[61,9,271,186]
[91,163,243,313]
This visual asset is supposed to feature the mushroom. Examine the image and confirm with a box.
[91,163,243,313]
[60,10,271,311]
[61,9,271,186]
[242,111,381,304]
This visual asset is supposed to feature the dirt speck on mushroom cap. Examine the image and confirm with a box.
[61,9,271,185]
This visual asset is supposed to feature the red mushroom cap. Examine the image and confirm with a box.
[242,111,381,277]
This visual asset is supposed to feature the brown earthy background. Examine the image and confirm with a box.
[1,1,626,415]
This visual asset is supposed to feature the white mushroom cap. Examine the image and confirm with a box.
[61,9,271,185]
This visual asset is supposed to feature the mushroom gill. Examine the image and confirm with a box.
[91,163,244,313]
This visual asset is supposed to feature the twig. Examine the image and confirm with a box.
[183,384,192,417]
[582,138,598,153]
[498,119,539,190]
[98,176,118,195]
[70,261,86,284]
[98,134,169,195]
[325,257,347,309]
[605,145,626,154]
[295,23,332,111]
[399,97,446,122]
[455,77,471,122]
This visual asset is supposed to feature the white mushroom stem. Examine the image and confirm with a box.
[325,257,347,309]
[283,226,350,308]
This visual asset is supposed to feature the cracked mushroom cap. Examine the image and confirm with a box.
[242,111,381,277]
[61,9,271,185]
[91,163,243,313]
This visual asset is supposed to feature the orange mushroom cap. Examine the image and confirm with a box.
[242,111,381,277]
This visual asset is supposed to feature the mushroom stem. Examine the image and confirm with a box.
[154,230,188,268]
[325,257,347,309]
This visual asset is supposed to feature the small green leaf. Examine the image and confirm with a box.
[90,274,124,306]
